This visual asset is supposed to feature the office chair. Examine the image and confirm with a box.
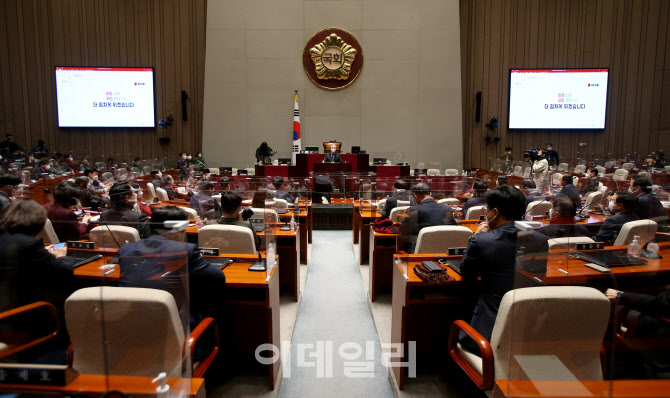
[36,219,60,244]
[465,205,486,220]
[156,187,170,201]
[438,198,461,207]
[390,206,410,222]
[414,226,473,254]
[612,220,658,247]
[199,225,257,254]
[525,201,553,217]
[146,183,157,201]
[547,237,596,250]
[89,225,141,248]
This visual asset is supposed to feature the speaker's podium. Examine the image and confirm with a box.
[313,162,352,198]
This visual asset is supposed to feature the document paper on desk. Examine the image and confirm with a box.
[513,355,590,396]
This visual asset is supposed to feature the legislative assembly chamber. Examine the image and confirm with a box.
[1,1,669,397]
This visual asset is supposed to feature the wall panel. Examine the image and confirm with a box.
[461,0,670,168]
[0,0,206,164]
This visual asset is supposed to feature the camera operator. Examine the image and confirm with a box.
[532,149,549,192]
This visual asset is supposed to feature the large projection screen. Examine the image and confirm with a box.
[55,67,155,128]
[508,68,609,129]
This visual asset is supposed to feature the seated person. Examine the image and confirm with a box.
[206,191,261,250]
[119,206,225,329]
[558,175,581,212]
[400,182,457,252]
[0,173,21,211]
[150,170,163,187]
[129,182,152,217]
[459,185,547,352]
[382,178,416,218]
[271,176,295,203]
[216,176,231,195]
[73,176,102,211]
[631,175,665,219]
[323,147,342,163]
[33,159,52,179]
[190,180,222,218]
[45,181,92,242]
[496,175,508,186]
[461,179,487,218]
[99,181,150,239]
[522,180,543,207]
[0,198,74,315]
[84,167,106,195]
[160,174,178,200]
[536,194,589,239]
[581,168,600,194]
[593,191,639,243]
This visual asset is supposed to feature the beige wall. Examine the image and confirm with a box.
[203,0,463,170]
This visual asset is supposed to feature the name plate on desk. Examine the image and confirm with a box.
[67,241,95,250]
[576,242,605,251]
[199,247,220,256]
[448,247,467,256]
[0,364,79,386]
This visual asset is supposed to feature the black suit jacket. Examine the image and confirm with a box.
[582,177,599,194]
[323,153,342,163]
[537,222,590,239]
[593,212,640,243]
[636,192,665,219]
[559,183,581,211]
[546,149,560,166]
[382,193,416,218]
[400,197,457,251]
[100,208,151,239]
[119,235,225,328]
[274,190,295,204]
[462,197,486,218]
[459,223,548,351]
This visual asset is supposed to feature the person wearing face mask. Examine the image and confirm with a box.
[536,194,589,239]
[630,175,665,220]
[399,182,457,252]
[190,180,222,218]
[84,167,106,195]
[531,149,549,192]
[99,181,150,239]
[45,181,92,242]
[0,173,22,211]
[462,179,488,218]
[323,146,342,163]
[457,185,548,352]
[177,152,191,181]
[29,139,49,158]
[558,175,581,212]
[255,142,275,164]
[499,146,514,171]
[581,168,600,194]
[64,153,75,172]
[150,170,163,187]
[160,174,178,200]
[33,159,52,179]
[381,179,416,218]
[592,191,639,243]
[119,205,225,332]
[545,143,559,167]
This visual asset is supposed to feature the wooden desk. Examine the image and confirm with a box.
[493,379,670,398]
[390,254,470,390]
[368,229,399,301]
[186,225,301,302]
[74,252,282,390]
[0,375,205,398]
[358,208,382,265]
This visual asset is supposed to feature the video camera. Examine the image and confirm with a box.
[523,147,543,162]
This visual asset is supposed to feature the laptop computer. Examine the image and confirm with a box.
[351,146,360,154]
[569,251,648,267]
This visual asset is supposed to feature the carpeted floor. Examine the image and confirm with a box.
[279,231,394,398]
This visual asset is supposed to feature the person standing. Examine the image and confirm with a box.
[532,150,549,192]
[255,142,275,164]
[545,143,559,167]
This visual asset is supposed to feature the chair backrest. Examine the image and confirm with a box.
[525,201,552,217]
[552,173,563,184]
[414,226,473,254]
[397,200,410,207]
[465,205,486,220]
[377,198,387,211]
[595,166,606,176]
[438,198,460,207]
[547,237,596,249]
[665,165,670,173]
[582,191,603,211]
[322,141,342,152]
[522,167,531,178]
[558,162,569,172]
[574,165,586,174]
[637,171,649,177]
[613,169,629,181]
[143,165,151,174]
[199,224,256,254]
[445,169,458,176]
[604,161,615,168]
[597,183,608,193]
[513,166,522,176]
[102,172,114,182]
[491,286,610,383]
[147,182,157,200]
[389,206,410,222]
[249,208,279,222]
[612,220,658,247]
[622,162,635,170]
[427,169,440,176]
[273,198,288,209]
[89,225,141,248]
[182,207,199,220]
[65,286,185,377]
[36,219,59,244]
[156,187,170,201]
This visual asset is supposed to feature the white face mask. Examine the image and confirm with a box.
[484,209,495,230]
[331,148,336,154]
[186,156,192,160]
[45,164,50,170]
[608,200,615,212]
[92,175,98,181]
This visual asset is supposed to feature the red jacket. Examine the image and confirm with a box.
[44,203,89,242]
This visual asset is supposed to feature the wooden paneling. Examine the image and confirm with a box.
[0,0,207,163]
[461,0,670,169]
